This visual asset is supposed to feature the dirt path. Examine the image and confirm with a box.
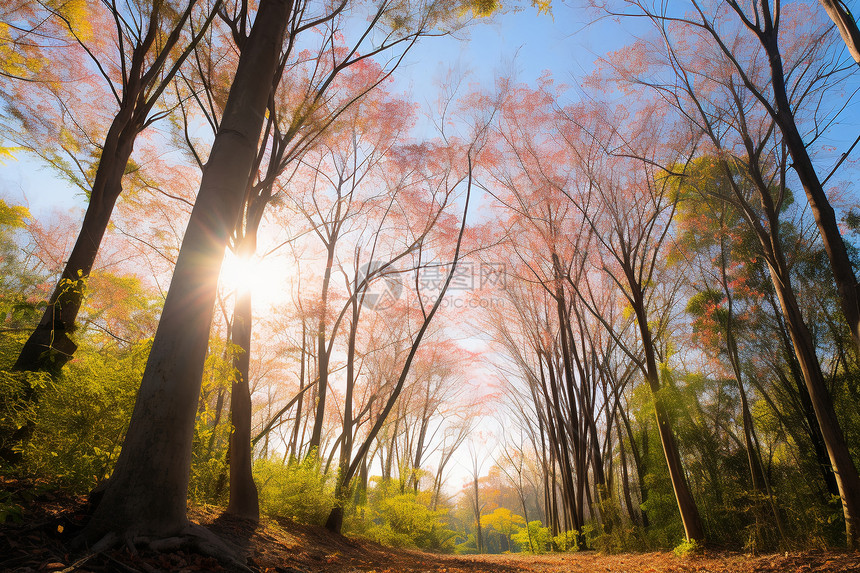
[2,483,859,573]
[424,552,860,573]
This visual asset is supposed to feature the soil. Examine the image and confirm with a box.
[2,479,859,573]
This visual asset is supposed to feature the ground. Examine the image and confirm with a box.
[2,480,859,573]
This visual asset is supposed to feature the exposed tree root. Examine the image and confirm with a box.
[78,523,251,571]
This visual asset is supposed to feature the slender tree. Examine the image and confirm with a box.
[12,0,220,372]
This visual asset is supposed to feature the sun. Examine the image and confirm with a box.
[219,250,290,307]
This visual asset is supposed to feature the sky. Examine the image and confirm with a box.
[0,1,628,218]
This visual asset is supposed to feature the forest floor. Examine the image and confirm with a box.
[2,479,859,573]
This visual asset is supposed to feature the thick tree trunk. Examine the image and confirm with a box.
[14,116,137,373]
[225,185,269,520]
[226,287,260,520]
[80,0,292,542]
[325,505,344,533]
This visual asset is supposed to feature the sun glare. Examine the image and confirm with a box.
[219,251,289,307]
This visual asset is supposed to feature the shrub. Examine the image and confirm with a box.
[348,480,456,551]
[511,520,551,553]
[19,341,147,491]
[673,537,702,557]
[553,529,579,552]
[255,456,335,525]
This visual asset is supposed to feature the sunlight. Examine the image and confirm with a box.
[219,250,289,307]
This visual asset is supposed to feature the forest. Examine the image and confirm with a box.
[2,0,860,571]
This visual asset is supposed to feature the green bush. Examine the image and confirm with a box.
[20,341,147,491]
[348,480,456,551]
[511,520,551,553]
[255,455,335,525]
[673,537,702,557]
[552,529,579,552]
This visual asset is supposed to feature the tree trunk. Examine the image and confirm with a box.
[309,242,336,452]
[226,286,260,521]
[79,0,292,542]
[325,504,344,533]
[14,115,137,373]
[617,420,641,526]
[325,301,360,534]
[473,473,484,553]
[290,322,307,459]
[631,282,704,542]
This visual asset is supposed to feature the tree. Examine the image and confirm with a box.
[602,2,860,544]
[80,0,293,547]
[10,0,220,372]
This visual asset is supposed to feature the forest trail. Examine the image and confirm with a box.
[2,485,859,573]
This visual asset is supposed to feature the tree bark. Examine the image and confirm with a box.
[819,0,860,64]
[226,286,260,520]
[630,280,704,542]
[80,0,292,541]
[14,117,137,372]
